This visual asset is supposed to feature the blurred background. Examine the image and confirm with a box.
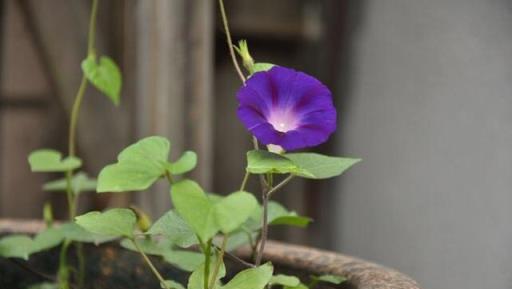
[1,1,512,289]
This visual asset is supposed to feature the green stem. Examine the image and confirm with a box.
[203,239,213,289]
[75,243,85,289]
[218,0,246,83]
[132,239,171,289]
[165,171,174,184]
[254,175,293,265]
[68,76,88,159]
[254,186,269,266]
[61,1,99,287]
[240,171,250,191]
[267,175,294,198]
[208,235,228,289]
[57,240,71,289]
[87,0,99,55]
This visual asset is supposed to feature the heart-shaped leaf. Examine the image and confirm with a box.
[43,172,97,196]
[168,151,197,175]
[162,250,204,272]
[188,260,226,289]
[221,263,273,289]
[0,235,34,259]
[59,222,115,244]
[75,208,136,238]
[214,191,258,234]
[285,153,360,179]
[147,210,198,248]
[0,227,64,260]
[120,237,172,256]
[97,136,170,192]
[171,180,259,241]
[246,150,298,175]
[170,180,217,242]
[28,149,81,172]
[245,201,312,231]
[270,274,300,287]
[82,55,122,106]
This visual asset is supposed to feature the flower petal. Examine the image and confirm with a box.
[236,66,336,151]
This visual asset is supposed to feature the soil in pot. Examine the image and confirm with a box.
[0,243,348,289]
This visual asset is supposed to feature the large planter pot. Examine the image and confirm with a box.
[0,219,422,289]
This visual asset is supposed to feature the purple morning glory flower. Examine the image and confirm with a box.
[236,66,336,151]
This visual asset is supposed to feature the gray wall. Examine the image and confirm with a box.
[334,1,512,289]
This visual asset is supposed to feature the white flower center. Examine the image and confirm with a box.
[268,110,299,133]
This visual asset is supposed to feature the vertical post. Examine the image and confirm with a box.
[135,0,213,216]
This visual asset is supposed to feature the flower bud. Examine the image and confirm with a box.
[235,39,255,74]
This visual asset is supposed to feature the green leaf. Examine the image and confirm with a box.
[120,236,204,273]
[81,55,122,105]
[0,228,64,260]
[75,208,136,238]
[43,172,97,195]
[270,215,311,227]
[59,222,115,244]
[147,210,198,248]
[270,274,300,287]
[311,274,346,285]
[120,238,170,256]
[168,151,197,175]
[97,136,170,192]
[187,260,226,289]
[285,153,360,179]
[214,191,258,234]
[28,149,81,172]
[171,180,259,241]
[31,227,64,253]
[246,201,312,231]
[268,202,312,228]
[251,63,275,75]
[284,284,308,289]
[162,280,186,289]
[225,230,258,252]
[221,263,273,289]
[246,150,298,175]
[27,282,58,289]
[170,180,217,242]
[0,235,34,259]
[162,250,204,272]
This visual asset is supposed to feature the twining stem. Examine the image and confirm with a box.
[208,235,228,289]
[203,239,213,289]
[218,0,277,267]
[87,0,99,56]
[254,185,269,266]
[254,175,294,265]
[131,239,172,289]
[218,0,246,83]
[61,1,99,288]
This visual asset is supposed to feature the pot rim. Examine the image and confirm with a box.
[0,218,422,289]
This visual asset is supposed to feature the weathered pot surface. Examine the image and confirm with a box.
[0,219,422,289]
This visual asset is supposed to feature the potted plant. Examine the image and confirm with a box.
[0,1,422,289]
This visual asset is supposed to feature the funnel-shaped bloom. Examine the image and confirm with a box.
[237,66,336,151]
